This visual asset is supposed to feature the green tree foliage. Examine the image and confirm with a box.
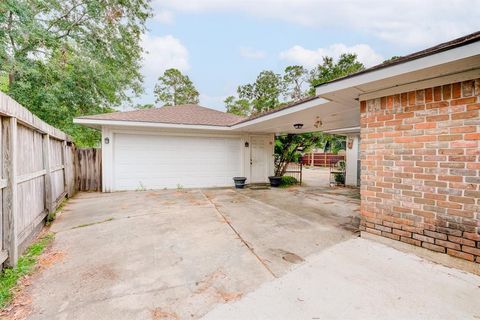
[0,0,150,146]
[283,65,309,101]
[237,70,284,114]
[154,68,199,106]
[226,54,363,176]
[308,53,364,94]
[135,103,155,110]
[383,56,401,63]
[226,54,364,117]
[322,134,346,154]
[274,133,323,176]
[224,96,250,116]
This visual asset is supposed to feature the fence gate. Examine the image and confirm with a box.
[75,148,102,192]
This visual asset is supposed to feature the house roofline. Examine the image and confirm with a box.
[73,118,234,131]
[314,31,480,89]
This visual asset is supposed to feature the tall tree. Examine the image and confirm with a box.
[238,70,284,114]
[154,68,199,106]
[0,0,151,146]
[308,53,364,94]
[224,96,250,117]
[283,65,308,101]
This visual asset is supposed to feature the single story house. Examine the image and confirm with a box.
[76,31,480,266]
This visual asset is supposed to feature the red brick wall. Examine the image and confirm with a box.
[359,79,480,263]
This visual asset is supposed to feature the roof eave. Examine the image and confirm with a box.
[315,40,480,96]
[73,118,234,131]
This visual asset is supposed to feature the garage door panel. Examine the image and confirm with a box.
[113,133,242,190]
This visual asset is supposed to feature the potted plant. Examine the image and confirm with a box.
[268,176,282,187]
[233,177,247,189]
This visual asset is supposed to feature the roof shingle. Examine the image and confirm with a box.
[78,104,246,127]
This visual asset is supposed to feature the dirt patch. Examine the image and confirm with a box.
[216,290,243,302]
[38,251,66,269]
[194,270,227,294]
[193,270,244,304]
[1,243,62,320]
[0,278,33,320]
[81,264,118,281]
[151,307,179,320]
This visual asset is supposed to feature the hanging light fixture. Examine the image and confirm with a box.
[293,123,304,129]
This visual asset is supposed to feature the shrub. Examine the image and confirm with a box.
[280,176,298,187]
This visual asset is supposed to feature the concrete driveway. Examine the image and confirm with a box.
[23,186,360,320]
[16,186,480,320]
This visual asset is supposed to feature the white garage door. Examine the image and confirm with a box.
[113,133,242,190]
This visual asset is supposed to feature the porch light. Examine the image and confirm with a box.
[293,123,304,129]
[104,137,110,144]
[244,141,249,148]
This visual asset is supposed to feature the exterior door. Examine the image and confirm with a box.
[250,135,268,183]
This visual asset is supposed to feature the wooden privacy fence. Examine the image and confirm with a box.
[301,152,345,167]
[75,148,102,192]
[0,92,76,268]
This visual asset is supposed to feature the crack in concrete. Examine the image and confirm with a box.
[200,190,278,279]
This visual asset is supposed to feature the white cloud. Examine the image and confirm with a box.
[136,34,190,105]
[279,43,384,68]
[153,0,480,47]
[141,34,190,82]
[199,93,228,111]
[239,47,267,60]
[153,9,174,24]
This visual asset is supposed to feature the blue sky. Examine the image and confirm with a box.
[132,0,480,111]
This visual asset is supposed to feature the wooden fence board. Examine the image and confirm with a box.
[0,92,102,269]
[2,116,18,266]
[0,118,3,256]
[75,149,102,192]
[0,93,79,268]
[301,153,345,167]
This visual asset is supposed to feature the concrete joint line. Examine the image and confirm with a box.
[200,190,278,278]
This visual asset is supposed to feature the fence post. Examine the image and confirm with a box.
[43,134,52,213]
[2,117,18,267]
[300,162,303,186]
[62,140,67,195]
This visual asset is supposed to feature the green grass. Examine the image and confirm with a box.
[0,232,55,308]
[46,199,68,226]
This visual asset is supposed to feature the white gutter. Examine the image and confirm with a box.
[323,126,361,134]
